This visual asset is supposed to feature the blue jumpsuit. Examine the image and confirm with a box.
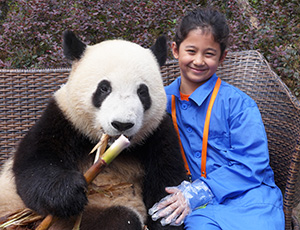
[165,74,285,230]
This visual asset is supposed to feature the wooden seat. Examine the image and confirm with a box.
[0,50,299,229]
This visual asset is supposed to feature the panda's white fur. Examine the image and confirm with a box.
[0,158,26,213]
[0,32,187,230]
[55,39,166,144]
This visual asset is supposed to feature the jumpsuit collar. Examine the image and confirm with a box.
[189,74,219,106]
[167,74,219,106]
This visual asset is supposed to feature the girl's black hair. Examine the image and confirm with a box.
[175,7,230,58]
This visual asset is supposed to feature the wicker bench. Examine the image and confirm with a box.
[1,50,300,229]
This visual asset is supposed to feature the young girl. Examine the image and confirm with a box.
[149,7,285,229]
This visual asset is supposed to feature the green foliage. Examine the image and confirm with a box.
[214,0,300,97]
[0,0,299,98]
[0,0,200,68]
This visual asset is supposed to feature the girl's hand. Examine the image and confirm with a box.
[149,186,191,226]
[149,180,214,226]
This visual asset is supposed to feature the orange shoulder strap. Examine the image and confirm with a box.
[171,78,222,178]
[171,95,191,176]
[200,77,221,178]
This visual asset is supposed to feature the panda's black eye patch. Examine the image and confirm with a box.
[92,80,112,108]
[137,84,151,111]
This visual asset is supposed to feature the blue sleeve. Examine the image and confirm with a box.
[165,94,172,114]
[201,101,274,203]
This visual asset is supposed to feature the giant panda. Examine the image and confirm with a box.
[0,31,187,230]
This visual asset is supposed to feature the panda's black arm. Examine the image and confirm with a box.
[138,113,187,229]
[12,99,94,218]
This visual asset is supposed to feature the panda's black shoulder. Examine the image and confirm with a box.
[28,98,78,140]
[130,112,186,179]
[147,113,181,148]
[14,98,94,165]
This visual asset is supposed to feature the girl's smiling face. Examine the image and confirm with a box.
[172,28,227,95]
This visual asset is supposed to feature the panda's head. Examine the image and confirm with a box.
[55,31,168,145]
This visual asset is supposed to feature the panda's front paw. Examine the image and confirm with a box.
[44,170,88,218]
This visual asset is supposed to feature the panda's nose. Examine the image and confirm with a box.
[111,121,134,132]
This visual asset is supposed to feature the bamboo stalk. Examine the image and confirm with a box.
[72,213,83,230]
[35,134,130,230]
[0,208,43,229]
[36,215,54,230]
[90,134,109,163]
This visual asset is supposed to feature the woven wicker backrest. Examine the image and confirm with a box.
[0,50,300,229]
[0,68,70,165]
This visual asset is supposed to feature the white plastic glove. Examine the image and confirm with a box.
[148,180,213,226]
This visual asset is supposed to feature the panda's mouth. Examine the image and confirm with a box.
[98,130,133,146]
[108,134,132,146]
[97,126,133,145]
[90,133,131,162]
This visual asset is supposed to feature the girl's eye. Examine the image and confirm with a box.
[187,49,196,54]
[206,52,216,57]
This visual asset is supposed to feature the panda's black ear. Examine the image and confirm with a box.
[63,30,87,61]
[150,35,167,67]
